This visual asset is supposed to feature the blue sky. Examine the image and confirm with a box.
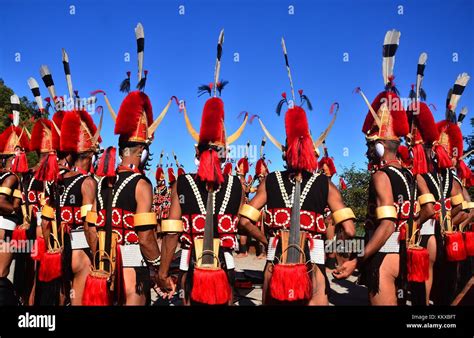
[1,0,473,182]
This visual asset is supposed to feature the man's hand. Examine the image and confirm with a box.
[332,258,358,279]
[157,273,176,300]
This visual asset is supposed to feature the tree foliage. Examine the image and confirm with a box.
[339,164,371,235]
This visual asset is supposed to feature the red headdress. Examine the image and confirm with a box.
[168,167,176,184]
[358,30,409,142]
[60,109,102,154]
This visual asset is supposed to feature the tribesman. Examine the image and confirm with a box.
[0,106,30,305]
[158,29,250,305]
[37,49,103,305]
[27,68,68,305]
[242,38,355,305]
[14,78,61,305]
[429,73,472,305]
[86,22,176,305]
[335,31,433,305]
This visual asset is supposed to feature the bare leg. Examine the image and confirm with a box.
[369,253,399,306]
[123,267,146,305]
[0,230,13,278]
[425,235,436,305]
[262,262,272,305]
[308,264,329,305]
[70,250,91,305]
[236,235,248,258]
[180,272,190,306]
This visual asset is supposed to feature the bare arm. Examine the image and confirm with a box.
[451,179,468,226]
[157,179,182,296]
[135,179,160,261]
[158,182,181,279]
[238,177,268,245]
[334,171,396,279]
[416,174,435,225]
[362,171,396,260]
[82,177,97,252]
[0,175,18,214]
[327,180,356,238]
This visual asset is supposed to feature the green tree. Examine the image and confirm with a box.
[339,164,371,236]
[0,78,39,167]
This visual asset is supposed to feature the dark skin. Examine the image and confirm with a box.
[0,156,21,277]
[88,145,161,296]
[335,141,409,280]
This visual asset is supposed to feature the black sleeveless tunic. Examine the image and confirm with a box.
[96,171,147,245]
[365,166,416,233]
[264,170,329,237]
[57,174,87,230]
[177,174,242,250]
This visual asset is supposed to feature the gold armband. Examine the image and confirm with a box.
[161,219,184,233]
[13,189,23,200]
[418,193,435,206]
[332,208,355,225]
[41,205,55,219]
[133,212,158,227]
[85,211,98,224]
[80,204,93,218]
[451,193,465,206]
[376,206,397,220]
[0,187,12,196]
[468,202,474,210]
[239,204,261,223]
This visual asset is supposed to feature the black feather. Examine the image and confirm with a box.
[419,88,427,102]
[409,89,416,100]
[136,77,147,91]
[217,80,229,96]
[197,84,212,97]
[301,95,313,111]
[120,78,130,93]
[276,98,287,116]
[217,44,223,61]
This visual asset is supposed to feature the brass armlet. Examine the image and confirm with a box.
[451,193,465,206]
[376,205,397,220]
[80,204,93,218]
[0,187,12,196]
[41,205,55,220]
[133,212,158,227]
[85,211,98,224]
[161,219,184,233]
[239,204,261,223]
[13,189,23,200]
[418,193,435,206]
[332,207,355,225]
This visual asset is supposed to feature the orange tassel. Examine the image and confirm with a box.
[191,267,231,305]
[269,263,312,302]
[445,232,467,262]
[82,272,111,306]
[38,251,62,282]
[31,237,46,261]
[407,247,429,282]
[464,232,474,257]
[12,227,27,249]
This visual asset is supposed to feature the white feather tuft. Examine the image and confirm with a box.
[40,65,50,77]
